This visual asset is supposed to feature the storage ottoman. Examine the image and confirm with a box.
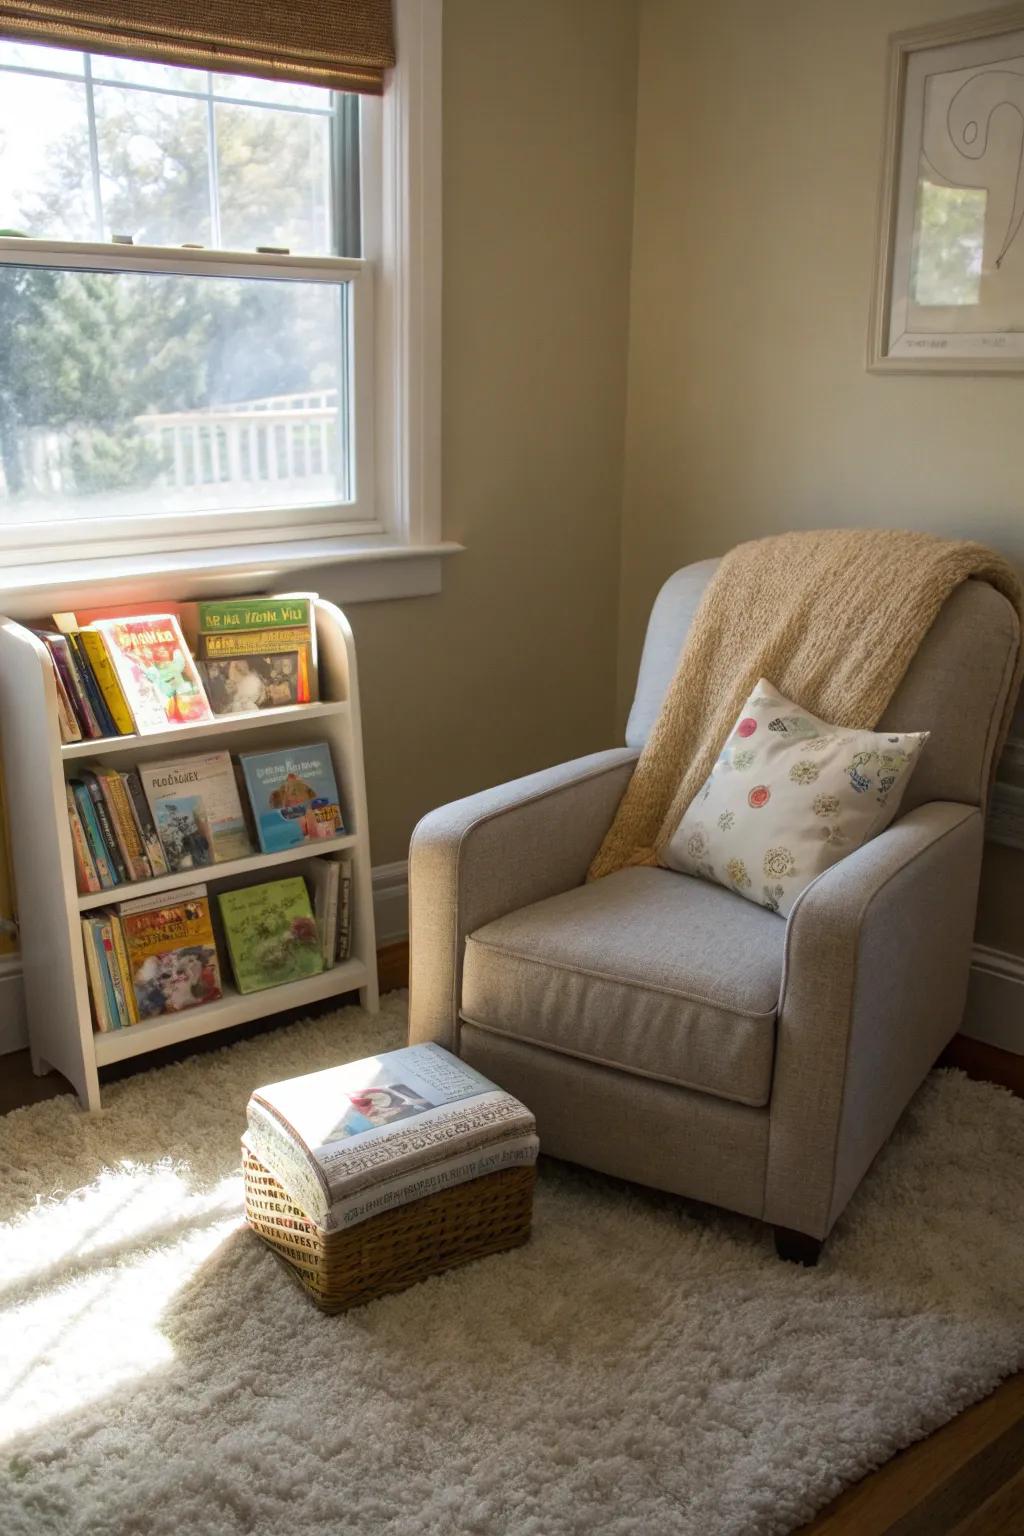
[242,1042,538,1313]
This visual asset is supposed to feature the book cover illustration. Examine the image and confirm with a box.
[140,751,252,871]
[197,597,317,708]
[201,652,301,715]
[118,884,222,1018]
[89,616,213,733]
[218,876,324,994]
[240,743,343,853]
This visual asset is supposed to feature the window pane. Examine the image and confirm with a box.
[0,41,84,76]
[212,74,332,110]
[0,73,95,239]
[89,56,208,93]
[216,103,332,253]
[0,266,351,520]
[93,84,212,245]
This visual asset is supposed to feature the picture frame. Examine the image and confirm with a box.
[869,4,1024,371]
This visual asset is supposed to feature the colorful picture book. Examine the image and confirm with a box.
[35,597,327,743]
[196,597,317,713]
[62,743,344,895]
[138,751,252,872]
[218,876,324,994]
[88,615,214,734]
[239,743,344,853]
[118,885,222,1019]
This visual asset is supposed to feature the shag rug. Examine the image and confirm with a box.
[1,996,1023,1536]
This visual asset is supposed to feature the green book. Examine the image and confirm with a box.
[197,598,311,635]
[218,876,324,994]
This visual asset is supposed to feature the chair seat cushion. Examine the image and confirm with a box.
[461,867,785,1108]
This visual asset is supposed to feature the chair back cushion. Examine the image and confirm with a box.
[626,557,1020,810]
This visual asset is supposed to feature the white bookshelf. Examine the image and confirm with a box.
[0,597,379,1111]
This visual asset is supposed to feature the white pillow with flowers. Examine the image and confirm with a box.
[663,679,928,918]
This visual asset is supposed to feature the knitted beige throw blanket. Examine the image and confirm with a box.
[589,529,1023,881]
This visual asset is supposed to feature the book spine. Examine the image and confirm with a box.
[335,857,352,962]
[81,773,128,884]
[123,769,169,877]
[98,920,127,1028]
[98,771,151,882]
[78,631,135,735]
[45,637,101,738]
[323,862,338,969]
[71,782,116,889]
[65,785,100,894]
[66,633,118,738]
[107,915,139,1026]
[81,917,113,1031]
[321,1134,540,1232]
[52,665,82,743]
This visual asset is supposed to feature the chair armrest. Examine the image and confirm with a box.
[408,748,639,1049]
[764,800,983,1240]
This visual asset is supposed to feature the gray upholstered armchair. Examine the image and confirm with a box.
[408,560,1020,1263]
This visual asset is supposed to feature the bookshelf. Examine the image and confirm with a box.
[0,597,379,1111]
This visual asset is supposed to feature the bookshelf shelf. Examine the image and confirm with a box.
[0,599,379,1111]
[60,698,350,761]
[93,959,371,1066]
[77,832,359,912]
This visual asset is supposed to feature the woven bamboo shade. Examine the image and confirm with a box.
[0,1,395,94]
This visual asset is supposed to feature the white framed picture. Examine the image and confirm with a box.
[870,5,1024,371]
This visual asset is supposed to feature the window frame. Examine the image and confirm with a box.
[0,238,378,550]
[0,0,445,604]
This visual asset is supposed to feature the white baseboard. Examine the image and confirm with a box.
[0,861,412,1057]
[961,945,1024,1056]
[371,859,410,945]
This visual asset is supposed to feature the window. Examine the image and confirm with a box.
[0,40,375,542]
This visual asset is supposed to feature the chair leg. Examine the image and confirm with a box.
[773,1226,824,1267]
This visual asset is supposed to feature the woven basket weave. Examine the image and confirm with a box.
[243,1147,536,1314]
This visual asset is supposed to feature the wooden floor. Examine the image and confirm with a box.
[1,943,1020,1532]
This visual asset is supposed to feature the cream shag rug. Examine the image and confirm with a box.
[1,996,1023,1536]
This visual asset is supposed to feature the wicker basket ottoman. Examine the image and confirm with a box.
[243,1147,536,1314]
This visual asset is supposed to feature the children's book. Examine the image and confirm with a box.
[58,624,135,735]
[91,767,151,882]
[117,884,222,1018]
[123,769,169,877]
[218,876,324,994]
[37,633,102,738]
[239,743,343,854]
[196,596,317,709]
[335,855,353,962]
[305,858,340,969]
[88,615,213,733]
[66,784,100,895]
[81,916,119,1031]
[69,779,116,889]
[79,771,128,884]
[139,751,252,872]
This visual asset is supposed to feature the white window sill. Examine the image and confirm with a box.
[0,537,463,621]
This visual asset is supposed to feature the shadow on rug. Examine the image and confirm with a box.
[1,993,1022,1536]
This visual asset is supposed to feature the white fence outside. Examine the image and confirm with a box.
[1,389,344,504]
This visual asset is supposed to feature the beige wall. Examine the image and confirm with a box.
[319,0,639,866]
[618,0,1024,718]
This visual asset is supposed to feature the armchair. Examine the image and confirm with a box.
[409,560,1020,1262]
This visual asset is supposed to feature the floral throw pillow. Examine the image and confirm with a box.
[662,680,928,919]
